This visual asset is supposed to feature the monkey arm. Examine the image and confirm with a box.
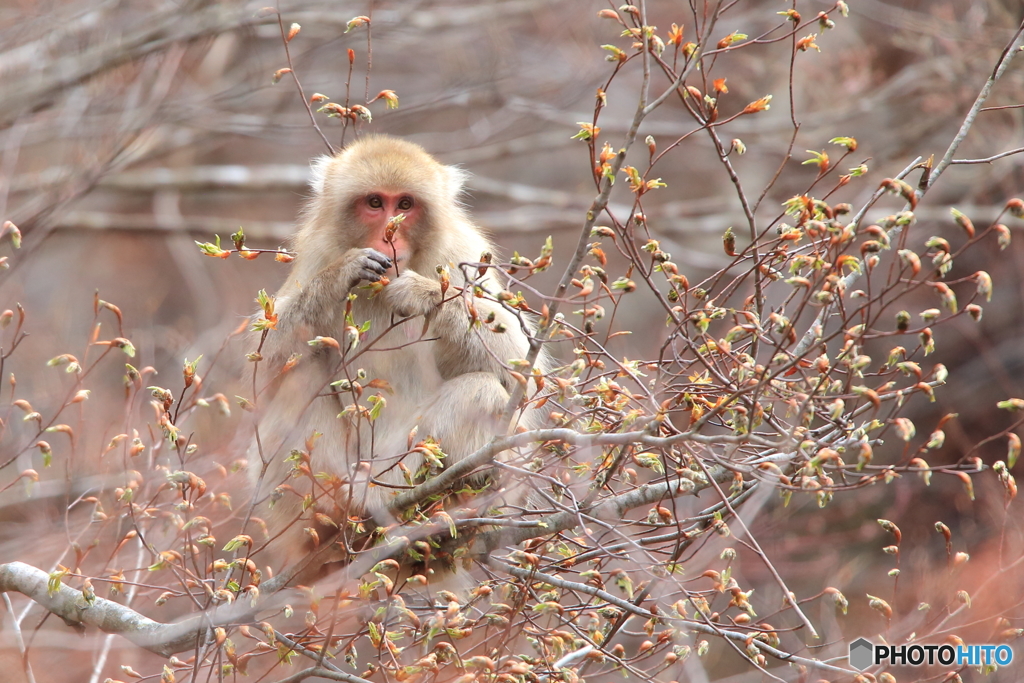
[291,248,392,325]
[260,248,393,364]
[383,270,534,392]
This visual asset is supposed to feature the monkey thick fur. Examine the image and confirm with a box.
[248,135,548,566]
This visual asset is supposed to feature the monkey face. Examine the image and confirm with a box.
[306,135,466,275]
[352,190,422,264]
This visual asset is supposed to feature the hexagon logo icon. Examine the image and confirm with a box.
[849,637,874,671]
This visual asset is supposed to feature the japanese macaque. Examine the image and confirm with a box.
[249,135,546,563]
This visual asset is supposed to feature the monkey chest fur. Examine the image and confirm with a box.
[317,309,446,492]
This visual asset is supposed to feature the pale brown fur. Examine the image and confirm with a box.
[248,135,546,564]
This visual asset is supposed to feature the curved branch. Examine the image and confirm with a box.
[0,468,730,659]
[0,562,180,657]
[0,561,282,658]
[496,562,851,676]
[467,464,733,554]
[387,425,760,514]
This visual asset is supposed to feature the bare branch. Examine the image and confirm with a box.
[467,465,734,554]
[1,561,184,657]
[949,146,1024,165]
[929,21,1024,186]
[496,563,851,675]
[0,4,263,128]
[387,425,759,514]
[0,561,294,659]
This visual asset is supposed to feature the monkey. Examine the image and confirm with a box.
[247,135,548,567]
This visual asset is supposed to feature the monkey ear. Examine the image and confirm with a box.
[309,154,334,196]
[445,165,470,201]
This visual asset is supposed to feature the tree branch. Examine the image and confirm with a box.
[949,146,1024,165]
[386,425,758,514]
[495,562,851,675]
[0,561,292,658]
[0,466,733,658]
[791,21,1024,359]
[467,465,733,554]
[929,21,1024,186]
[0,4,264,128]
[0,561,185,657]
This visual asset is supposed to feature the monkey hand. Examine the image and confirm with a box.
[383,270,443,318]
[338,248,393,290]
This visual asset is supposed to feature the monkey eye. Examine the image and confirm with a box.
[367,195,384,209]
[397,196,414,211]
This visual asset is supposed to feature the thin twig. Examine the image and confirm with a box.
[2,592,37,683]
[496,562,850,675]
[929,21,1024,186]
[949,146,1024,165]
[692,455,819,638]
[274,7,335,155]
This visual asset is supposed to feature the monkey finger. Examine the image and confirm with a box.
[363,249,394,270]
[358,268,386,282]
[358,246,393,266]
[348,249,393,284]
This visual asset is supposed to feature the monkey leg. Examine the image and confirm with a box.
[415,372,508,456]
[412,371,535,511]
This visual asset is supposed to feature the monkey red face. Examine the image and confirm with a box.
[354,191,422,263]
